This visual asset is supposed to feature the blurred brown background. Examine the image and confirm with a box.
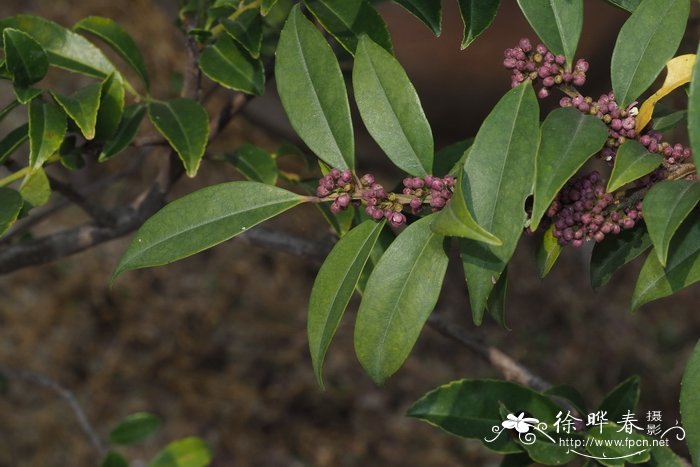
[1,1,699,466]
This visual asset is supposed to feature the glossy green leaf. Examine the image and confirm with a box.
[2,28,48,86]
[689,41,700,169]
[536,226,561,278]
[430,170,501,245]
[28,99,67,169]
[148,98,209,178]
[631,214,700,310]
[392,0,442,36]
[13,85,41,104]
[59,135,84,170]
[598,375,640,422]
[644,180,700,266]
[309,219,385,388]
[681,339,700,465]
[433,138,472,178]
[227,144,278,185]
[517,434,577,466]
[305,0,393,54]
[261,0,279,15]
[109,412,161,445]
[610,0,690,107]
[0,187,23,235]
[355,215,447,384]
[408,379,560,452]
[74,16,150,89]
[19,166,50,207]
[543,384,587,415]
[486,268,508,328]
[516,0,582,66]
[653,109,686,132]
[50,82,102,140]
[647,445,686,467]
[113,182,305,279]
[0,15,119,80]
[95,73,125,140]
[531,107,608,231]
[356,227,394,295]
[590,224,651,289]
[149,437,212,467]
[276,6,354,170]
[200,34,264,96]
[457,0,500,49]
[585,423,650,466]
[101,451,129,467]
[353,36,433,176]
[99,104,146,162]
[606,140,662,192]
[0,123,28,164]
[221,9,263,58]
[604,0,640,12]
[460,83,539,324]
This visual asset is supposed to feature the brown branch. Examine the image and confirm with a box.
[0,366,106,458]
[47,175,117,227]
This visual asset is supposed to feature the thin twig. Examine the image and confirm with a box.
[47,175,116,227]
[0,366,106,458]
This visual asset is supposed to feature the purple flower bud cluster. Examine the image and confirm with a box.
[358,173,405,226]
[503,38,587,99]
[402,175,456,214]
[316,168,354,214]
[639,132,692,166]
[546,171,643,247]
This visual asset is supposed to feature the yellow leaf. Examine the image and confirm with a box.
[635,54,696,133]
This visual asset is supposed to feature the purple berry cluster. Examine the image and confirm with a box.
[547,171,642,246]
[503,39,588,99]
[314,171,457,228]
[402,175,456,214]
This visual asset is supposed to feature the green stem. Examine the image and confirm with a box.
[0,166,29,187]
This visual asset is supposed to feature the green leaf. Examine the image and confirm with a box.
[28,99,67,169]
[99,104,146,162]
[109,412,161,445]
[13,85,41,104]
[543,384,587,415]
[19,166,50,207]
[531,108,608,231]
[101,451,129,467]
[644,180,700,266]
[0,187,23,235]
[606,140,662,192]
[486,269,508,328]
[200,34,264,95]
[354,215,448,384]
[457,0,500,49]
[59,135,84,170]
[148,98,209,178]
[460,83,539,324]
[689,41,700,170]
[590,224,651,289]
[653,109,686,132]
[516,0,582,66]
[74,16,150,89]
[598,375,640,422]
[356,227,394,295]
[610,0,690,107]
[392,0,442,36]
[305,0,393,54]
[536,226,561,278]
[430,170,501,245]
[276,5,354,170]
[433,138,472,178]
[0,15,119,80]
[221,9,263,58]
[226,144,278,185]
[261,0,279,15]
[149,437,212,467]
[604,0,640,12]
[646,445,686,467]
[50,82,102,140]
[500,453,533,467]
[2,28,48,86]
[113,182,305,280]
[353,36,433,176]
[585,423,650,466]
[407,379,560,452]
[631,214,700,310]
[681,339,700,465]
[308,219,385,388]
[0,123,28,165]
[94,73,125,140]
